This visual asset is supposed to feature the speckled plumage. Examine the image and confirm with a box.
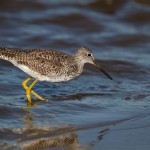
[0,47,93,82]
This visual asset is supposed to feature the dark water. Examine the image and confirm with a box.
[0,0,150,149]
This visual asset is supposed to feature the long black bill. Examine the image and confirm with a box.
[93,60,113,80]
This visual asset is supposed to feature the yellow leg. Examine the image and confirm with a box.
[26,78,38,103]
[22,77,45,101]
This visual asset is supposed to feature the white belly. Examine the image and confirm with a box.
[18,64,76,82]
[1,57,80,82]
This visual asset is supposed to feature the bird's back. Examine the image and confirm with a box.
[0,47,80,81]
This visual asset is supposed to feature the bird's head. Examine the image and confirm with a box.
[75,47,113,80]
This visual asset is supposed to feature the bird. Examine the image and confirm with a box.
[0,47,112,108]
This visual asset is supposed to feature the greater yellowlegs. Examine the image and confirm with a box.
[0,47,112,107]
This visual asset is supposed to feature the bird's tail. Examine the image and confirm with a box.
[0,47,20,62]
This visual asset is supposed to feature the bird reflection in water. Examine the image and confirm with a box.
[16,112,84,150]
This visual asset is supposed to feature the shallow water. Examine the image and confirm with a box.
[0,0,150,149]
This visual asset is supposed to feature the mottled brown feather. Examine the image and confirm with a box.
[0,47,79,78]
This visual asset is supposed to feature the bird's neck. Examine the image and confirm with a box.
[74,54,85,74]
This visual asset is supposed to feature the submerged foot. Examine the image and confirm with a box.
[23,102,38,110]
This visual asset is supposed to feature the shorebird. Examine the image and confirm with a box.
[0,47,112,108]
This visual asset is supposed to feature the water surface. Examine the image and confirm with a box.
[0,0,150,149]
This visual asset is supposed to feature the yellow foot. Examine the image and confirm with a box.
[30,90,45,101]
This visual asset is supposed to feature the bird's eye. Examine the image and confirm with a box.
[87,53,92,56]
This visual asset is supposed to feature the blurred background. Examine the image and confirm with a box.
[0,0,150,149]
